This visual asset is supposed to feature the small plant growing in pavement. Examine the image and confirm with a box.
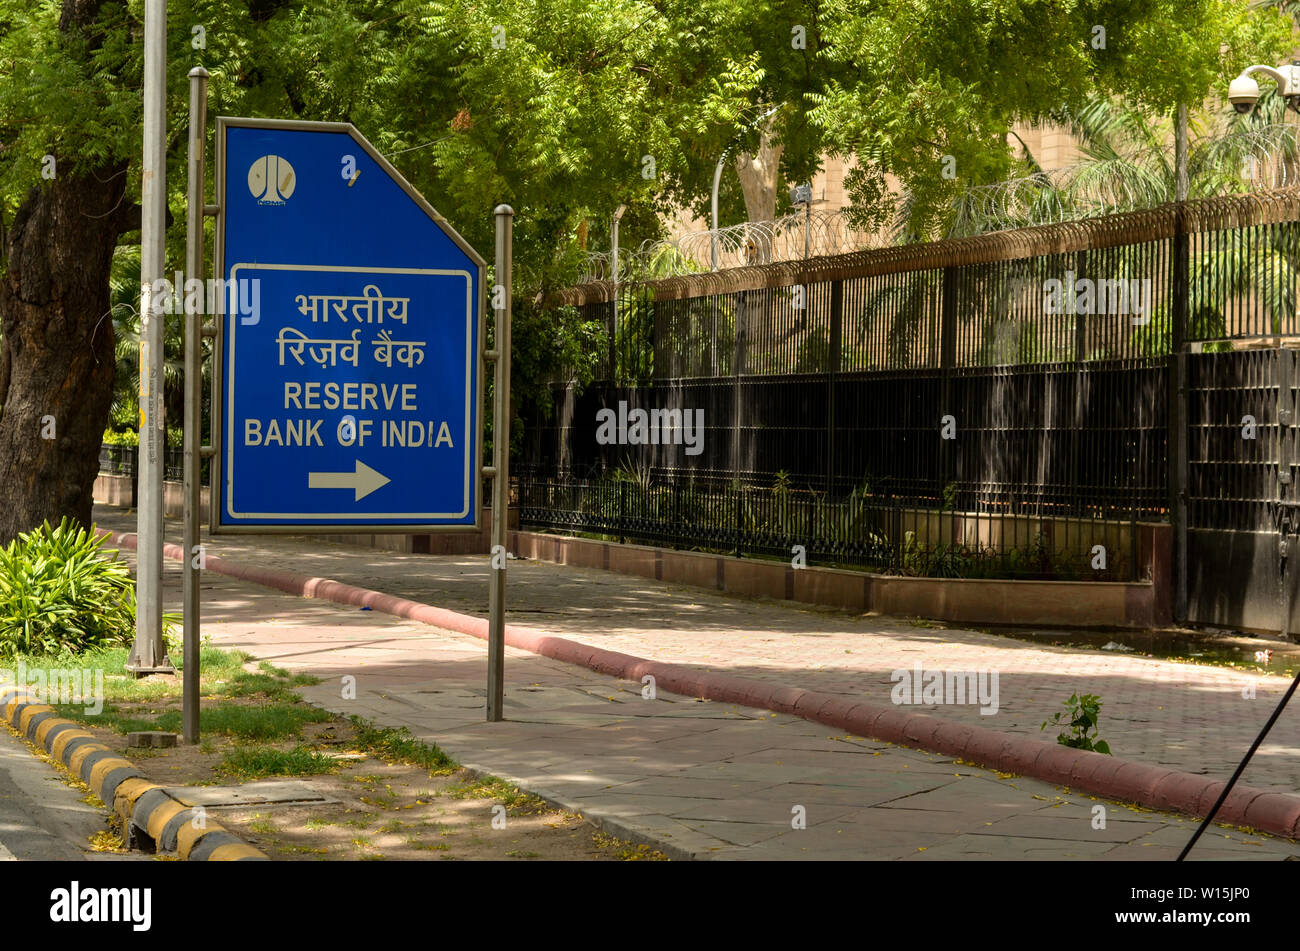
[1042,692,1112,755]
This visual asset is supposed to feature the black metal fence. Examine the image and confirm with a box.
[518,359,1160,579]
[525,191,1300,581]
[98,444,137,477]
[518,473,1143,580]
[97,445,209,485]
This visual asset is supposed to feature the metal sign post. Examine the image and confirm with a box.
[486,205,512,722]
[127,0,173,677]
[210,118,485,535]
[181,67,209,744]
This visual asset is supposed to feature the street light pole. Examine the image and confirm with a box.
[1174,104,1188,203]
[1177,62,1300,856]
[611,204,627,372]
[128,0,173,677]
[611,204,627,285]
[711,154,727,271]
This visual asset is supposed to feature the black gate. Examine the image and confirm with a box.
[1186,346,1297,634]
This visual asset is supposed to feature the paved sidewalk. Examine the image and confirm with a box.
[93,506,1300,859]
[93,507,1300,795]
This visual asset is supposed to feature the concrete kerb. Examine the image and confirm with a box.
[0,686,267,860]
[106,530,1300,843]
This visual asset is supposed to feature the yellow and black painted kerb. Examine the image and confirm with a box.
[0,687,267,860]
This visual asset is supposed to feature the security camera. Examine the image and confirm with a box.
[1229,74,1261,114]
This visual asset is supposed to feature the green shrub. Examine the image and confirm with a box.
[0,519,138,657]
[101,428,138,447]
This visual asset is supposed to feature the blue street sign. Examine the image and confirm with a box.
[213,118,485,532]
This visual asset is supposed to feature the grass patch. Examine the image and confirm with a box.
[349,718,457,774]
[51,701,163,734]
[43,650,330,745]
[217,661,320,702]
[7,646,254,708]
[56,699,330,740]
[280,844,330,855]
[215,745,341,779]
[447,775,550,815]
[190,703,331,740]
[10,648,306,709]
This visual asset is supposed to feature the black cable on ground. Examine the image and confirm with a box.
[1177,664,1300,861]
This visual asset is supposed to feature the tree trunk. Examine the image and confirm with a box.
[733,112,785,266]
[0,0,137,544]
[0,168,130,543]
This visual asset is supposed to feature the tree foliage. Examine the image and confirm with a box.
[810,0,1294,230]
[0,0,1295,538]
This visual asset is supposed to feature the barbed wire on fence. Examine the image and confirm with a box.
[947,124,1300,235]
[577,124,1300,284]
[579,208,884,283]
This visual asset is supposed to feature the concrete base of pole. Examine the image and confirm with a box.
[123,662,175,677]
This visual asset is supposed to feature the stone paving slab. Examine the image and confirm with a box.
[92,507,1300,860]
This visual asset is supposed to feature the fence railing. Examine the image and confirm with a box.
[555,188,1300,384]
[525,189,1300,582]
[517,473,1143,581]
[98,445,208,484]
[98,444,137,477]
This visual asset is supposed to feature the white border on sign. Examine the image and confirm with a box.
[225,263,474,521]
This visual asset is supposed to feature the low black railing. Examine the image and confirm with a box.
[98,444,137,477]
[517,474,1143,581]
[98,445,209,484]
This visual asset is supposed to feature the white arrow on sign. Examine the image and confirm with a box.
[307,460,391,501]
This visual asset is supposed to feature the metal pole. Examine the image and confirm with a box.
[804,199,811,259]
[128,0,172,676]
[611,204,626,360]
[486,204,513,722]
[1178,579,1300,859]
[611,205,626,285]
[1175,104,1189,203]
[1169,102,1190,625]
[711,154,726,270]
[182,67,208,744]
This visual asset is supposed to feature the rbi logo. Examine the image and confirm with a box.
[248,155,296,205]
